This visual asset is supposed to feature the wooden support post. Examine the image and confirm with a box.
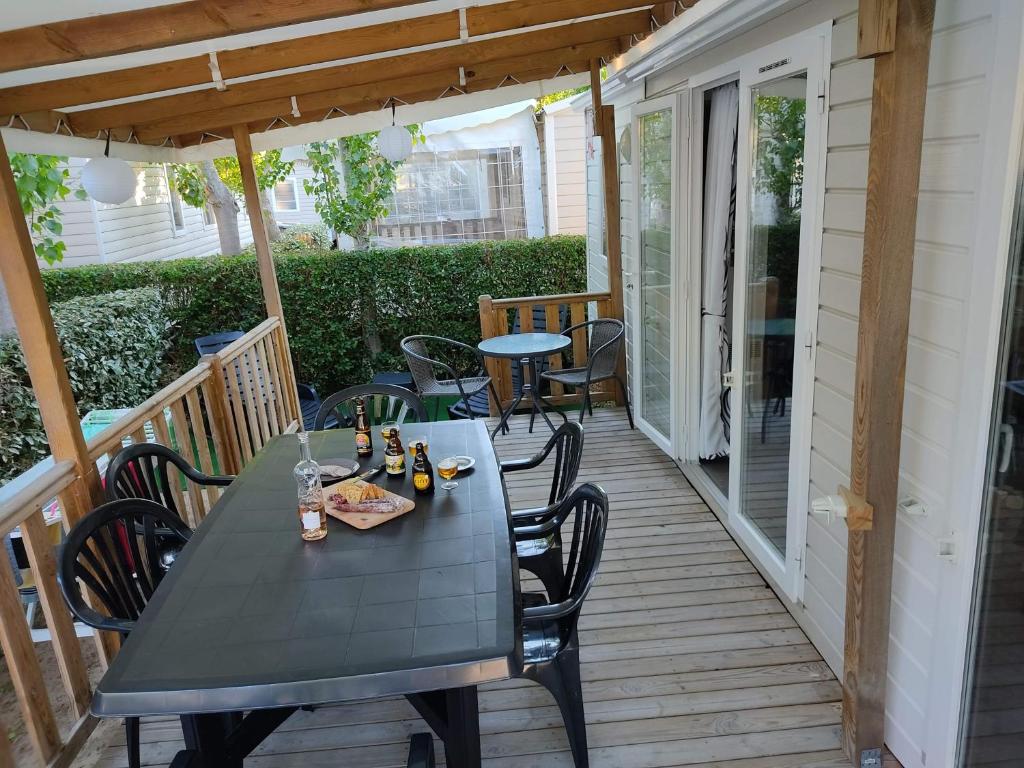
[591,59,627,405]
[477,295,502,416]
[842,0,935,762]
[231,124,300,417]
[0,133,102,520]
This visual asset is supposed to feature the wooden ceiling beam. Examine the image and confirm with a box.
[0,0,430,75]
[136,40,618,143]
[177,57,597,147]
[0,0,651,116]
[66,12,648,134]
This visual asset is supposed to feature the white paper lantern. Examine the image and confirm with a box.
[376,125,413,163]
[81,154,137,204]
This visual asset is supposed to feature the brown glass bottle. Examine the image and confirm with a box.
[385,428,405,476]
[412,442,435,495]
[354,397,373,457]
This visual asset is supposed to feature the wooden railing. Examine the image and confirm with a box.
[0,319,300,766]
[478,290,617,414]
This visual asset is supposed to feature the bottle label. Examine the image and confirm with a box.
[356,433,370,450]
[301,511,320,531]
[414,473,431,491]
[386,453,405,474]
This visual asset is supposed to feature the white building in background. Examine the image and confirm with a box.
[43,100,588,267]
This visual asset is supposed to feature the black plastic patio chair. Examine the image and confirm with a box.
[501,422,584,600]
[401,335,505,430]
[540,319,633,430]
[58,498,193,768]
[106,443,234,518]
[313,383,429,431]
[513,482,609,768]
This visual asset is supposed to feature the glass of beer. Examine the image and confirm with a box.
[408,437,428,457]
[438,457,459,491]
[380,420,399,440]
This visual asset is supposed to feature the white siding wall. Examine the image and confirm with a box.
[45,159,264,268]
[797,4,1009,765]
[272,161,322,228]
[544,109,588,235]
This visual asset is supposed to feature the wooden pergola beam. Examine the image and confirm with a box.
[0,0,430,74]
[133,40,618,143]
[0,0,649,116]
[842,0,935,762]
[65,11,648,136]
[0,133,103,520]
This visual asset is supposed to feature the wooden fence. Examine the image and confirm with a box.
[477,290,619,415]
[0,318,300,767]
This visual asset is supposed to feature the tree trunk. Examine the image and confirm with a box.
[259,188,282,242]
[202,160,241,255]
[352,232,382,358]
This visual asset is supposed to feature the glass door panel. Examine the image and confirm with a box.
[959,182,1024,765]
[737,74,808,559]
[636,106,675,441]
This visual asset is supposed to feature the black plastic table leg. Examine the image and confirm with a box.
[444,686,481,768]
[180,713,241,768]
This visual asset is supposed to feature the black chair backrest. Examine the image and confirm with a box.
[106,443,234,520]
[58,499,192,636]
[530,421,584,507]
[401,335,484,392]
[521,483,608,646]
[194,330,244,358]
[314,383,429,431]
[569,318,623,379]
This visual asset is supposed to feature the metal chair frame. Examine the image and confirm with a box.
[313,383,429,431]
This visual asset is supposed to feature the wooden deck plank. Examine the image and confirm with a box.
[76,408,848,768]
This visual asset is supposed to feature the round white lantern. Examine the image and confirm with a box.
[81,154,137,204]
[376,125,413,163]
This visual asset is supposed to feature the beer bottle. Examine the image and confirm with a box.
[412,442,435,495]
[384,428,405,476]
[354,397,373,457]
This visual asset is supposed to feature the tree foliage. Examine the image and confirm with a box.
[753,95,806,223]
[302,129,419,247]
[10,153,88,264]
[169,150,293,205]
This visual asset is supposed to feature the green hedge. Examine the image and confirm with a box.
[0,287,171,484]
[41,235,588,394]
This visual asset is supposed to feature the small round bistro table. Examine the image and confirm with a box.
[478,332,572,439]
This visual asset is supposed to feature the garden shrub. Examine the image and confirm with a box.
[41,235,587,395]
[0,287,171,483]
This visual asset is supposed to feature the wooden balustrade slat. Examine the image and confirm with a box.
[130,427,147,446]
[201,359,241,475]
[0,543,61,762]
[544,303,565,398]
[519,304,534,333]
[265,334,290,430]
[0,714,13,768]
[185,389,218,513]
[597,298,615,399]
[477,295,500,416]
[169,400,203,527]
[224,359,254,464]
[274,326,301,422]
[0,460,76,533]
[238,350,267,451]
[20,512,92,718]
[570,301,587,369]
[214,317,278,361]
[244,348,271,447]
[150,411,188,518]
[258,337,282,436]
[495,307,512,405]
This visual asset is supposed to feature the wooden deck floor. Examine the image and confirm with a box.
[79,407,849,768]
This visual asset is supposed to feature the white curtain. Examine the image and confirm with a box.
[699,83,739,460]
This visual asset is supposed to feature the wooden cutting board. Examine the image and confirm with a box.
[323,478,416,530]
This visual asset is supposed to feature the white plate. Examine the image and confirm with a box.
[454,455,476,473]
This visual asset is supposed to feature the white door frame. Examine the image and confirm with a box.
[630,92,688,456]
[677,25,829,600]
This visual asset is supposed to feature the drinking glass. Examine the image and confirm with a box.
[380,420,399,440]
[438,457,459,491]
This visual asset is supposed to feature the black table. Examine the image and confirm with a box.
[478,332,571,439]
[92,420,520,768]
